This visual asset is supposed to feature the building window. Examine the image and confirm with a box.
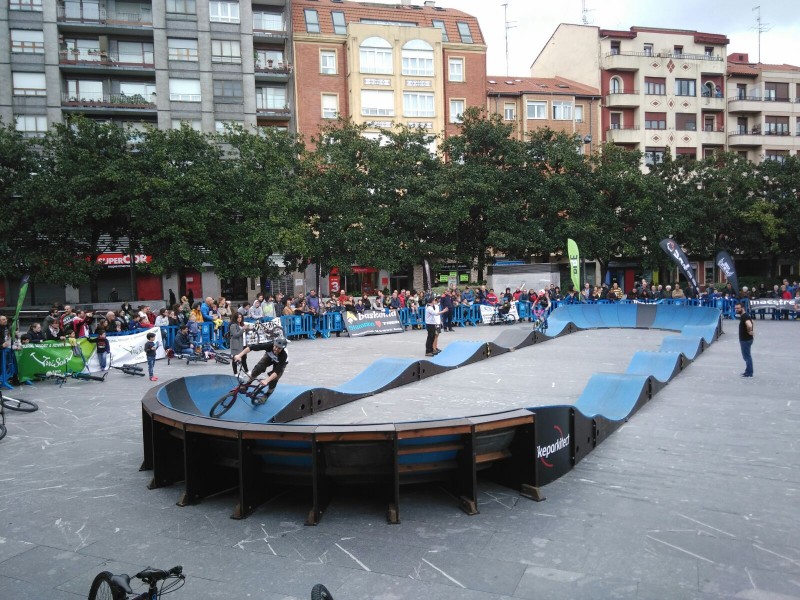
[15,115,48,137]
[171,119,202,131]
[209,1,239,24]
[503,103,516,121]
[213,79,243,98]
[62,38,101,61]
[644,78,666,95]
[609,112,622,129]
[256,49,283,68]
[448,58,463,82]
[765,116,790,135]
[610,40,620,55]
[331,11,346,35]
[645,113,666,130]
[253,11,282,31]
[449,99,465,123]
[609,77,622,93]
[764,82,789,101]
[432,20,448,42]
[169,78,201,102]
[673,45,683,56]
[322,94,339,119]
[402,40,434,77]
[118,41,152,64]
[256,86,287,110]
[704,46,714,57]
[215,120,242,133]
[304,9,320,33]
[361,90,394,116]
[360,37,393,75]
[10,29,44,53]
[320,50,336,74]
[552,101,573,120]
[675,79,696,97]
[167,38,198,61]
[166,0,195,14]
[66,79,103,101]
[211,40,241,63]
[675,113,696,131]
[526,101,546,119]
[403,92,435,117]
[644,147,665,166]
[119,82,156,100]
[574,104,584,123]
[456,22,473,44]
[765,150,788,163]
[10,0,43,11]
[643,43,653,56]
[12,72,46,96]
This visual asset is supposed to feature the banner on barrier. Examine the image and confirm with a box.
[343,310,404,337]
[15,338,95,382]
[478,304,519,324]
[748,299,799,312]
[86,327,167,371]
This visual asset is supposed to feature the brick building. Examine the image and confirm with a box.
[486,76,600,149]
[291,0,486,146]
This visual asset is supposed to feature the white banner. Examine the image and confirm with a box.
[85,327,167,371]
[479,304,519,324]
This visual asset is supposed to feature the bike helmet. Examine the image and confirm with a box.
[272,336,288,349]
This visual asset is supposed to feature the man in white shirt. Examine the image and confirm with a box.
[424,295,447,356]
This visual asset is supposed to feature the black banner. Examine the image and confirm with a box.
[715,251,739,294]
[659,238,698,290]
[342,310,405,337]
[534,406,573,487]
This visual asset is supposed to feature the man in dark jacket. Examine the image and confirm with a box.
[439,289,455,331]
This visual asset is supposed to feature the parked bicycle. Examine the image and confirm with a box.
[209,370,274,418]
[0,389,39,413]
[311,584,334,600]
[88,565,184,600]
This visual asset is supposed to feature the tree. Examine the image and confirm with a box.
[756,155,800,273]
[28,116,134,301]
[439,107,528,281]
[0,120,39,280]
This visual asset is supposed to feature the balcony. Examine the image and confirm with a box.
[728,95,767,113]
[604,91,640,108]
[601,51,644,71]
[605,126,641,144]
[700,126,725,145]
[699,95,725,112]
[253,27,287,42]
[256,105,291,120]
[254,62,293,82]
[62,92,156,114]
[59,50,155,73]
[57,4,153,33]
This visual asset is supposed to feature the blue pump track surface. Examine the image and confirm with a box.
[155,303,722,426]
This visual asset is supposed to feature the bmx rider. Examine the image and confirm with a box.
[233,336,289,403]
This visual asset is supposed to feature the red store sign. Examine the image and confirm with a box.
[97,253,152,267]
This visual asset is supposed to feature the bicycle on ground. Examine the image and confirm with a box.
[88,565,184,600]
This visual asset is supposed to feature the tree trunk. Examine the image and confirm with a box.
[477,252,485,284]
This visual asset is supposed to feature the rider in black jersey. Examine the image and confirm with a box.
[233,336,289,399]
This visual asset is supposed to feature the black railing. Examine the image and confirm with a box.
[604,50,723,62]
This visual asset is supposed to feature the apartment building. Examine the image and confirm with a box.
[726,52,800,163]
[531,24,730,165]
[290,0,486,146]
[1,0,293,136]
[486,76,601,148]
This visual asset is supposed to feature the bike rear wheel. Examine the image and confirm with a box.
[0,396,39,413]
[88,571,124,600]
[210,390,238,418]
[311,583,334,600]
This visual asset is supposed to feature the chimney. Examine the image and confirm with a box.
[424,0,435,7]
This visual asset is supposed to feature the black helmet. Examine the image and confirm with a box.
[273,336,288,349]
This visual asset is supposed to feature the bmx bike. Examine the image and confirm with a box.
[208,371,275,418]
[88,565,184,600]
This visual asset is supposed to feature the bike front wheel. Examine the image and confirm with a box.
[0,396,39,413]
[311,583,334,600]
[88,571,124,600]
[210,391,238,418]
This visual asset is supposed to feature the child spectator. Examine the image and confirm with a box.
[144,332,159,381]
[88,328,111,371]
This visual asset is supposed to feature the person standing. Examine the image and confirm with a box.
[424,295,447,356]
[144,331,159,381]
[228,312,250,375]
[735,302,754,378]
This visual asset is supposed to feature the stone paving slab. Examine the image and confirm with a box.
[1,319,797,599]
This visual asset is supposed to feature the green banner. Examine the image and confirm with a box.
[14,339,95,383]
[567,238,581,292]
[10,274,29,340]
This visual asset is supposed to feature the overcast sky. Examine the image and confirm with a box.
[374,0,800,76]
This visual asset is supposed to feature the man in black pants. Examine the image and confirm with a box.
[233,336,289,402]
[440,289,455,331]
[424,295,447,356]
[735,302,754,378]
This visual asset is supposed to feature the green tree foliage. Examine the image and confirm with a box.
[757,155,800,261]
[0,121,39,278]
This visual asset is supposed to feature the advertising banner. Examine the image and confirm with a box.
[534,406,573,487]
[748,299,798,312]
[478,303,519,324]
[715,251,739,294]
[659,238,698,290]
[85,327,167,371]
[11,274,29,339]
[342,310,404,337]
[567,238,581,292]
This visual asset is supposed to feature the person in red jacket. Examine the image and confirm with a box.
[485,289,499,305]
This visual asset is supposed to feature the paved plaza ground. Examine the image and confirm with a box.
[0,317,798,599]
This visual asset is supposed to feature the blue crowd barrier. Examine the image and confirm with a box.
[1,348,16,390]
[280,314,316,340]
[317,312,344,338]
[451,304,471,327]
[515,301,532,322]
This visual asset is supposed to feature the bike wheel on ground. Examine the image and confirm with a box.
[311,583,334,600]
[0,395,38,413]
[88,571,124,600]
[209,391,238,418]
